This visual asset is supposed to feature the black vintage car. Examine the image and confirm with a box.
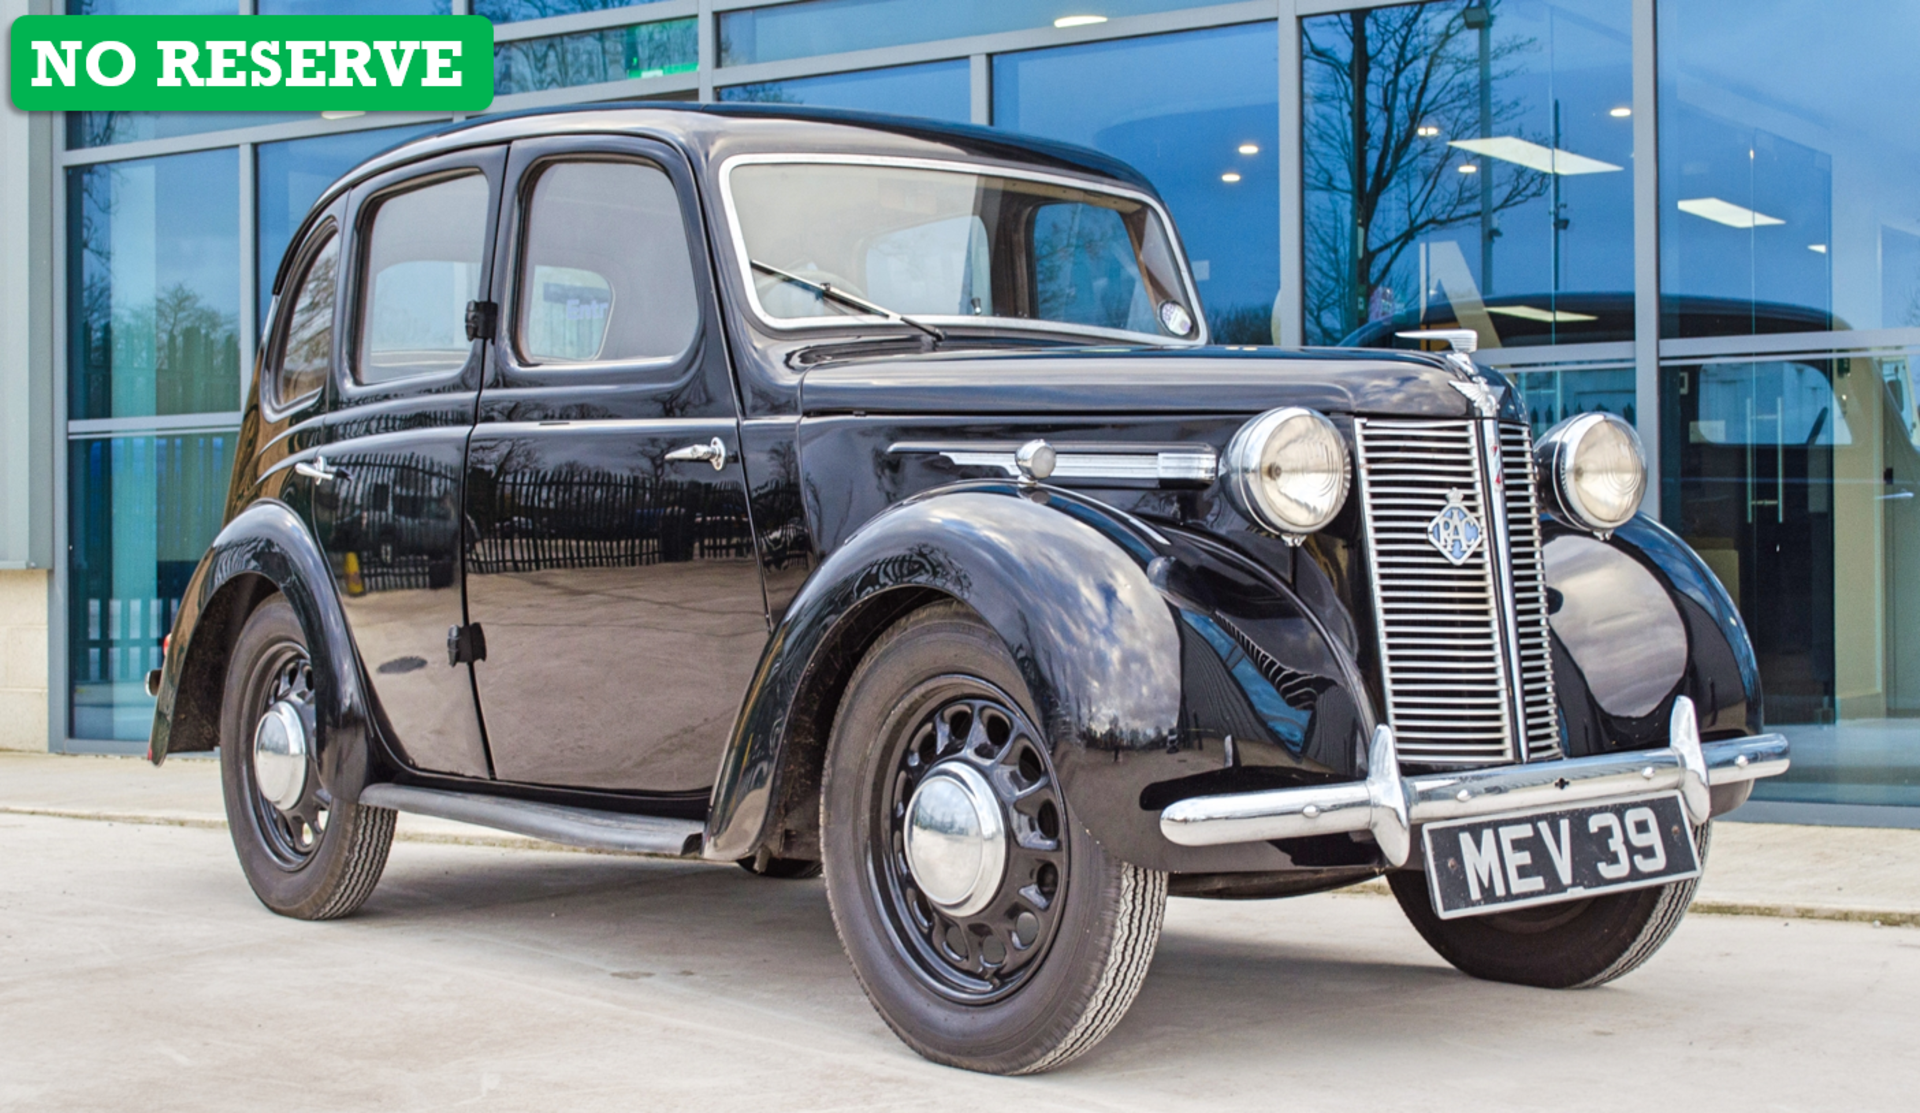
[149,105,1789,1075]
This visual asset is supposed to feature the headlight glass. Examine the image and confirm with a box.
[1543,413,1646,532]
[1224,408,1350,538]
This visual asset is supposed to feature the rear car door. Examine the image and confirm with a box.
[462,134,766,793]
[311,148,506,778]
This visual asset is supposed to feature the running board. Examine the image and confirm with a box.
[358,784,704,858]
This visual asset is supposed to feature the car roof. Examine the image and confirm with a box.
[273,104,1160,299]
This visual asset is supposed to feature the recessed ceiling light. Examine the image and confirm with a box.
[1221,172,1242,183]
[1238,143,1259,155]
[1609,106,1632,118]
[1678,197,1785,228]
[1485,305,1599,323]
[1458,163,1478,174]
[1054,14,1107,28]
[320,110,365,120]
[1808,243,1828,253]
[1417,125,1440,138]
[1448,136,1621,175]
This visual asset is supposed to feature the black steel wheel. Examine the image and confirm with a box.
[1388,823,1710,989]
[821,602,1166,1075]
[219,594,394,920]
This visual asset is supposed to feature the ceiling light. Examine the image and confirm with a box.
[1238,143,1260,155]
[1221,172,1242,183]
[1417,125,1440,137]
[1485,305,1599,323]
[1609,106,1632,118]
[1677,197,1785,228]
[1054,14,1107,27]
[1808,243,1828,253]
[1448,136,1622,175]
[320,110,365,120]
[1458,163,1478,174]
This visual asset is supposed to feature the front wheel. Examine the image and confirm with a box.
[219,594,395,920]
[821,603,1166,1075]
[1388,823,1710,989]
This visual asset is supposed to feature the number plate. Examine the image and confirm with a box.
[1421,792,1700,920]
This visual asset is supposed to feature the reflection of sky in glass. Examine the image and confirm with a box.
[995,23,1280,343]
[1303,0,1633,347]
[719,0,1226,67]
[1660,0,1920,337]
[718,60,969,123]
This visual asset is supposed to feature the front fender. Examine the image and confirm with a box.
[707,482,1374,872]
[1546,513,1762,755]
[148,500,377,799]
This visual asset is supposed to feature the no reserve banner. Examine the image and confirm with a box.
[9,15,493,111]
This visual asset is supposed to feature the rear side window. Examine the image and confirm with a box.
[358,173,490,384]
[274,230,338,407]
[517,160,698,365]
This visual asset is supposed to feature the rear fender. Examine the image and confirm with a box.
[148,500,377,798]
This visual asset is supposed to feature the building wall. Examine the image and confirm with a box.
[0,571,51,752]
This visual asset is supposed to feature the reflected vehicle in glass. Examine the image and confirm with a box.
[148,106,1788,1075]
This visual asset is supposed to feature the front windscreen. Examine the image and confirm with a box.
[726,161,1200,342]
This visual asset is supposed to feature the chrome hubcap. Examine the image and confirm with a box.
[904,762,1006,917]
[252,699,309,813]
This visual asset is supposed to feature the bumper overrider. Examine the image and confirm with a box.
[1159,696,1788,867]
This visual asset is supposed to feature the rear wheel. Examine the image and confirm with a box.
[219,595,394,920]
[821,602,1166,1075]
[1389,823,1710,989]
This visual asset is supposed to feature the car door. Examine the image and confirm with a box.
[309,148,506,779]
[463,134,766,793]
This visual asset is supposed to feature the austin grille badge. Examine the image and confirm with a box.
[1427,490,1485,566]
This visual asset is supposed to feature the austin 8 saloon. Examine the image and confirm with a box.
[149,104,1790,1075]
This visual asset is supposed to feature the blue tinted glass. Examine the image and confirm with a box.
[68,432,237,742]
[718,60,969,123]
[68,112,308,150]
[720,0,1227,66]
[477,0,665,21]
[494,18,696,95]
[1302,0,1634,349]
[67,150,241,421]
[1658,0,1920,338]
[257,123,445,313]
[1033,203,1156,333]
[67,0,228,11]
[258,1,449,12]
[995,24,1279,343]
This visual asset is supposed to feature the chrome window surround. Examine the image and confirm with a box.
[714,152,1210,348]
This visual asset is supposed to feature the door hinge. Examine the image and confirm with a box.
[447,623,487,666]
[465,300,498,342]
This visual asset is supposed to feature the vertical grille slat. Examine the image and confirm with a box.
[1356,417,1561,767]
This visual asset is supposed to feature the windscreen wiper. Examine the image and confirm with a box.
[749,259,946,344]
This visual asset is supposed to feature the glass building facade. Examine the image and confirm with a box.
[49,0,1920,813]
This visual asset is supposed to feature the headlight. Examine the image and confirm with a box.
[1223,407,1350,540]
[1537,412,1647,534]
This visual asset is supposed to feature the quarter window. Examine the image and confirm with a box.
[518,160,698,364]
[357,173,490,384]
[273,230,337,408]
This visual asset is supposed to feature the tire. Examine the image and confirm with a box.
[820,602,1167,1075]
[1388,822,1710,989]
[218,594,395,920]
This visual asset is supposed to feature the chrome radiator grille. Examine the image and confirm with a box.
[1354,418,1561,766]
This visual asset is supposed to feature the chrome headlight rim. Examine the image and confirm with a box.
[1538,412,1647,534]
[1223,406,1352,540]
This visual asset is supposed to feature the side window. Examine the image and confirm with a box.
[274,230,338,407]
[1032,202,1155,334]
[358,173,490,384]
[518,160,698,364]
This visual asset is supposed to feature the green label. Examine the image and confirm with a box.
[9,15,494,111]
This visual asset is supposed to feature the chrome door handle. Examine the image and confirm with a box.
[665,437,728,471]
[295,455,344,483]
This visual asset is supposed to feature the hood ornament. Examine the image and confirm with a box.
[1449,379,1507,417]
[1426,490,1486,566]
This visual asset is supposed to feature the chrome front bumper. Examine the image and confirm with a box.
[1158,697,1789,868]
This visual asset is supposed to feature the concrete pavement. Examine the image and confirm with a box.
[1,807,1914,1112]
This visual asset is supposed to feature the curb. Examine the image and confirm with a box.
[10,804,1916,927]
